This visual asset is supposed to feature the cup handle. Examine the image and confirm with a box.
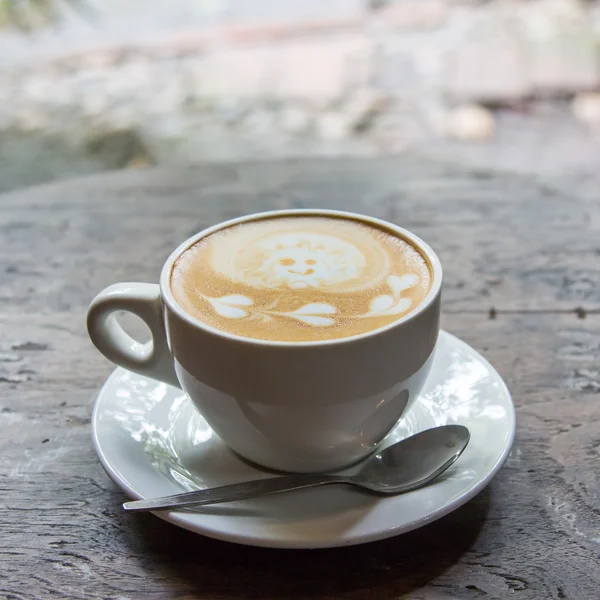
[87,282,180,388]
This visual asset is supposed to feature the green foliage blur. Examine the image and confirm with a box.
[0,0,90,31]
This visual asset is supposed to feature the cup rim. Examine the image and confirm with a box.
[160,209,443,348]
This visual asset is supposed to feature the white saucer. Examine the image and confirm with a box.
[92,330,515,549]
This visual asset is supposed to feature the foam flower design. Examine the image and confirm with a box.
[205,295,253,319]
[201,272,419,327]
[363,274,419,318]
[281,303,337,326]
[202,295,337,326]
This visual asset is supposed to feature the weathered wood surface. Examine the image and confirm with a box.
[0,158,599,600]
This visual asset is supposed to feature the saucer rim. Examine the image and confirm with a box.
[91,330,516,549]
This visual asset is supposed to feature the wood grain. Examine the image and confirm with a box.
[1,158,599,600]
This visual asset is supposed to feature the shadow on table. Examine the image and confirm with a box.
[125,487,490,598]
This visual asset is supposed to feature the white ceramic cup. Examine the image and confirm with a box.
[87,209,442,473]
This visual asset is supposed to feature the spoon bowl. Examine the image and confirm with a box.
[123,425,470,512]
[354,424,470,493]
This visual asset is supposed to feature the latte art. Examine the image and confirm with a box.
[170,216,432,341]
[211,227,390,292]
[236,232,367,290]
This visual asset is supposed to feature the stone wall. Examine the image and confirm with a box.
[1,0,599,190]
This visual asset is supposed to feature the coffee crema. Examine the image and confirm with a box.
[170,216,432,341]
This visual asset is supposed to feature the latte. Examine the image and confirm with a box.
[170,216,432,342]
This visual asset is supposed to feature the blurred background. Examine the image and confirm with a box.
[1,0,600,193]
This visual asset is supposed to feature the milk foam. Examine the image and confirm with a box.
[170,216,432,341]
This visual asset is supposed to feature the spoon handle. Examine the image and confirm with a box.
[122,474,350,512]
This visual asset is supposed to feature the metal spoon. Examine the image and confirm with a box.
[122,424,470,512]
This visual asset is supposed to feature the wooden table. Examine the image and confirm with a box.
[1,159,599,599]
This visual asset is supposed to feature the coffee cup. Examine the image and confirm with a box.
[87,210,442,473]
